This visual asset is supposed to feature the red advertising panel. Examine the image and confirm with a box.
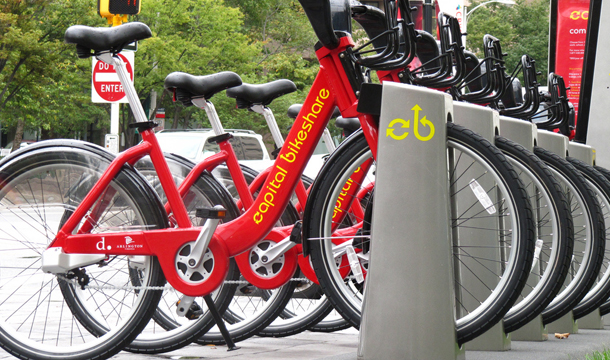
[554,0,589,123]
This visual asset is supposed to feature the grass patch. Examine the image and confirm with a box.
[584,349,610,360]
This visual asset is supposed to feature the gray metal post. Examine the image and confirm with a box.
[499,117,537,150]
[358,82,461,360]
[537,130,578,334]
[567,142,604,330]
[499,117,548,342]
[452,103,510,351]
[568,142,594,166]
[579,309,605,329]
[537,130,568,158]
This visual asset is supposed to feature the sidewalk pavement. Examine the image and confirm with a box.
[1,327,609,360]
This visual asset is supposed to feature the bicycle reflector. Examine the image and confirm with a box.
[196,207,227,220]
[98,0,141,17]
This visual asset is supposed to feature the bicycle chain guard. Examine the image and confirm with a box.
[234,229,298,290]
[154,235,230,297]
[174,241,215,284]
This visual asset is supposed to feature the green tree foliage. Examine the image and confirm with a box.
[157,0,319,149]
[1,0,106,144]
[465,0,550,85]
[0,0,322,150]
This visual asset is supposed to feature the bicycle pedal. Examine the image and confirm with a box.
[238,284,255,295]
[175,299,204,320]
[196,206,227,219]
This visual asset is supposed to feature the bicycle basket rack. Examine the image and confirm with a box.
[498,54,540,119]
[529,73,571,133]
[453,35,506,104]
[403,13,466,88]
[348,0,418,71]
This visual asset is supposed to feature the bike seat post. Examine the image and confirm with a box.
[191,98,225,136]
[97,52,148,123]
[322,128,336,152]
[250,104,285,148]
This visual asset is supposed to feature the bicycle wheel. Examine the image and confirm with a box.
[198,165,301,344]
[120,154,241,354]
[258,175,352,338]
[566,159,610,319]
[138,156,300,345]
[304,123,535,345]
[592,166,610,316]
[494,137,573,333]
[0,142,167,360]
[211,165,346,339]
[533,147,605,324]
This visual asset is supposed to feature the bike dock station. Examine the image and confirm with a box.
[499,117,549,342]
[9,0,610,358]
[452,103,510,351]
[358,82,462,360]
[535,130,579,335]
[566,142,605,331]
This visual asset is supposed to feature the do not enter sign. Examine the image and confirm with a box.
[91,52,134,103]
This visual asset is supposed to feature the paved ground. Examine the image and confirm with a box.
[1,327,610,359]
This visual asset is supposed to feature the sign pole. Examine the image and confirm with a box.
[111,102,120,135]
[105,102,120,154]
[96,0,140,154]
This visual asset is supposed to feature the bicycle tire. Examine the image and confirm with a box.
[304,123,535,345]
[565,158,610,320]
[533,147,605,324]
[494,137,573,333]
[592,165,610,316]
[0,142,167,360]
[308,316,352,332]
[120,154,242,354]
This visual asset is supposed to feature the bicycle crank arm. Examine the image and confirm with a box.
[187,205,226,269]
[259,236,297,265]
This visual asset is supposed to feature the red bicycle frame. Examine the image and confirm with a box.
[50,35,379,298]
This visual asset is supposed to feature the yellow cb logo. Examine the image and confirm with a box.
[386,105,435,142]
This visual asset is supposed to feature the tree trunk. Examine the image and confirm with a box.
[182,110,191,129]
[11,119,24,153]
[171,104,182,129]
[40,128,52,140]
[125,106,135,148]
[100,106,110,147]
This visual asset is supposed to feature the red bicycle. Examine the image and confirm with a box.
[0,1,533,359]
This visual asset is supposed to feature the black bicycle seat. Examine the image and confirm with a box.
[287,104,341,119]
[227,79,297,108]
[335,116,360,135]
[65,22,151,57]
[500,78,523,109]
[415,31,441,75]
[287,104,303,119]
[164,71,242,106]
